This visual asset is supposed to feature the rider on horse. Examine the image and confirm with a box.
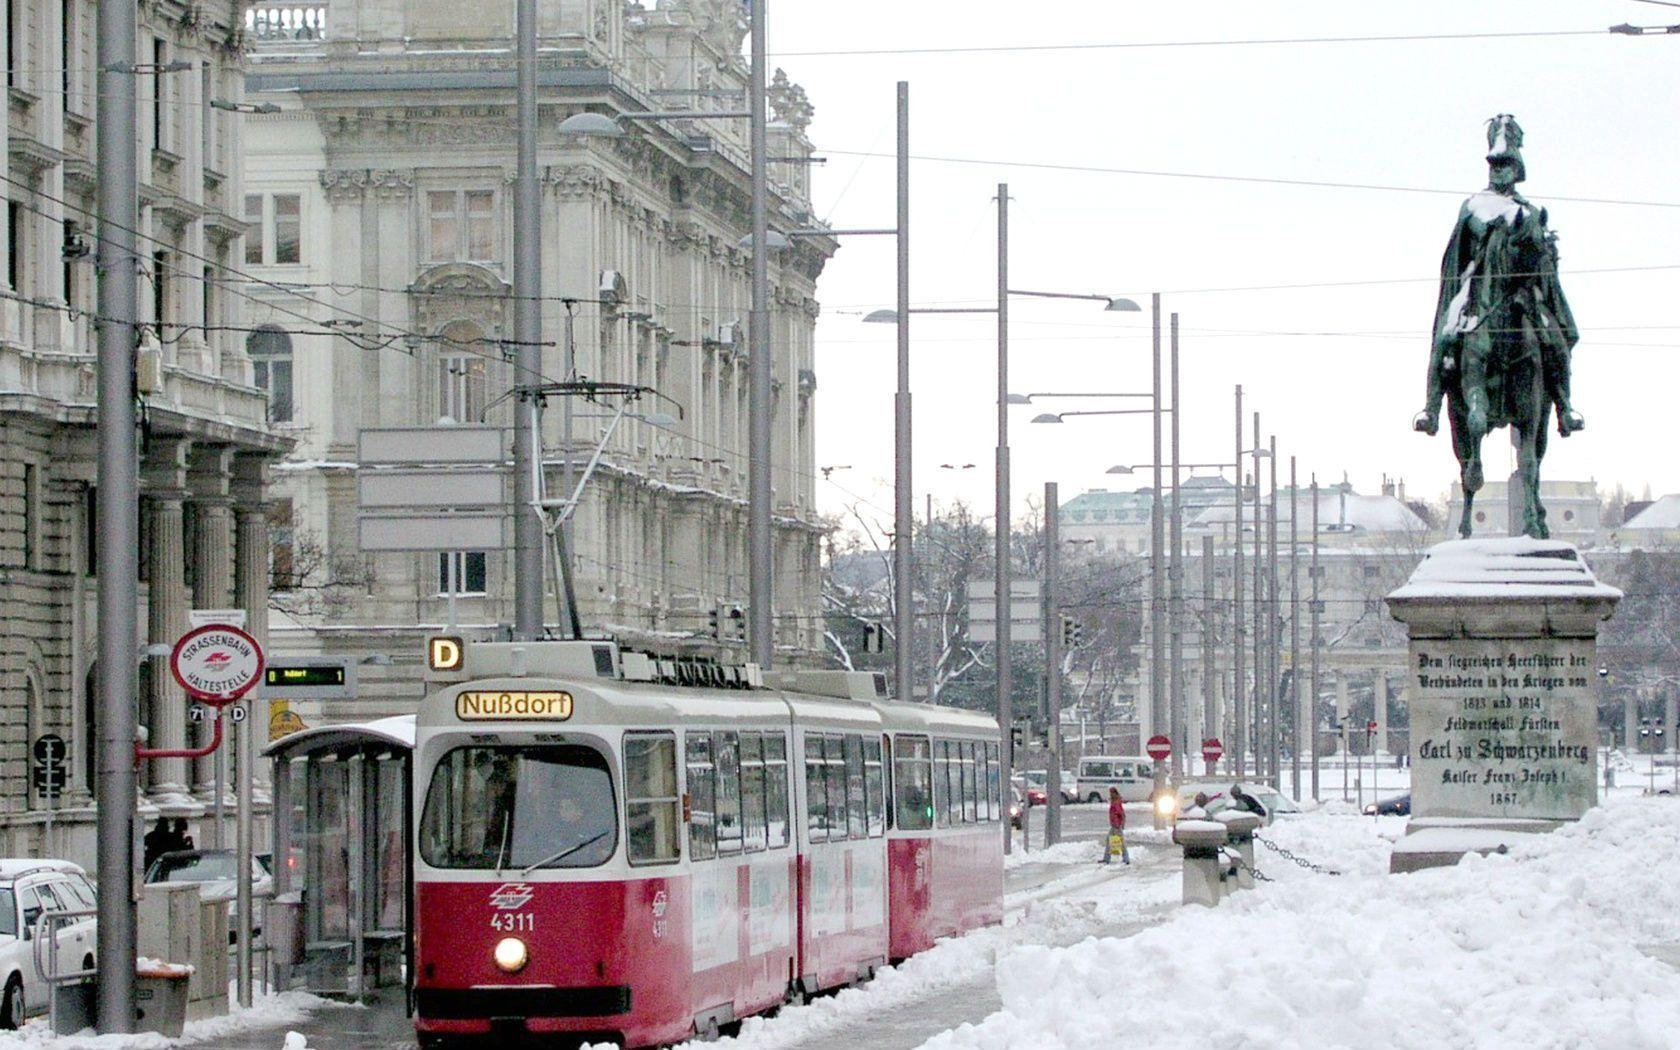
[1413,114,1584,441]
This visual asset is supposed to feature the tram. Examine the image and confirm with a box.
[411,638,1004,1049]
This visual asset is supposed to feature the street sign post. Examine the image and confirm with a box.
[32,735,66,845]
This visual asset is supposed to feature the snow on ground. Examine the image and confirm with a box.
[0,990,347,1050]
[925,796,1680,1050]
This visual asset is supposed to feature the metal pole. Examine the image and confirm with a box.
[1232,386,1245,777]
[95,0,139,1025]
[1202,534,1216,774]
[1251,413,1263,778]
[1044,480,1062,846]
[1149,294,1165,795]
[1268,434,1279,789]
[747,0,773,666]
[1290,455,1301,801]
[1311,474,1321,801]
[1168,313,1183,775]
[511,0,543,639]
[893,82,912,704]
[995,183,1013,855]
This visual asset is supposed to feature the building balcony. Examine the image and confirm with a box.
[247,3,330,48]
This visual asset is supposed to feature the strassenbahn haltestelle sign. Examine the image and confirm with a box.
[455,690,573,721]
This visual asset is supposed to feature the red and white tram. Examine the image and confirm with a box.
[412,639,1004,1049]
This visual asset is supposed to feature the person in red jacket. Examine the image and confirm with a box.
[1099,787,1131,865]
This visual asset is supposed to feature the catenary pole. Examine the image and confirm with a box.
[996,184,1013,854]
[1268,433,1280,788]
[511,0,543,638]
[1168,313,1184,773]
[894,83,912,704]
[748,0,773,666]
[1149,294,1165,798]
[1044,480,1062,845]
[1311,473,1322,800]
[1290,455,1301,800]
[95,0,139,1028]
[1251,412,1263,777]
[1232,386,1245,776]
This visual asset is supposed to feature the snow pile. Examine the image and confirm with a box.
[927,798,1680,1050]
[0,990,340,1049]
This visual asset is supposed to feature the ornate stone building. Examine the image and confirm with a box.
[242,0,835,715]
[0,0,288,862]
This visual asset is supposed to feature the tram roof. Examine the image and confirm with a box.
[264,713,417,758]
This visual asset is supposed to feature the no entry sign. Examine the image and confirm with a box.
[1146,734,1172,761]
[1202,737,1224,764]
[170,624,265,706]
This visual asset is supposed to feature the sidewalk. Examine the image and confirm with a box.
[207,991,411,1050]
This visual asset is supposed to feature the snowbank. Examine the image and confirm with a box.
[0,990,342,1049]
[925,797,1680,1050]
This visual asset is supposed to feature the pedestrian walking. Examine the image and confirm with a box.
[1099,787,1131,865]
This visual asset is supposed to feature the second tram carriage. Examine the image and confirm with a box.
[412,638,1003,1048]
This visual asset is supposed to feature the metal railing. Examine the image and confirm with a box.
[32,907,97,1034]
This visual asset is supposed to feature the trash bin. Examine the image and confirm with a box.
[135,960,194,1038]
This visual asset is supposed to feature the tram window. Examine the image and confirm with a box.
[843,736,867,840]
[804,734,829,842]
[977,742,992,822]
[625,732,680,865]
[740,733,768,852]
[932,740,950,829]
[419,745,617,870]
[961,741,978,823]
[765,732,790,848]
[686,733,717,861]
[824,734,848,841]
[715,731,744,856]
[981,735,994,819]
[944,740,962,826]
[894,735,932,831]
[863,737,885,838]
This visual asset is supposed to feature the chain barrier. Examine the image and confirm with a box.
[1231,852,1274,884]
[1254,834,1343,876]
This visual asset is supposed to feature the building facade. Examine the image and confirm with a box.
[242,0,835,717]
[0,0,287,863]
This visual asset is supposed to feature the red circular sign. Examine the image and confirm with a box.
[169,624,265,707]
[1201,737,1224,762]
[1367,720,1379,734]
[1146,734,1171,761]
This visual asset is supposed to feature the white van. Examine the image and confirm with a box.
[1074,756,1157,803]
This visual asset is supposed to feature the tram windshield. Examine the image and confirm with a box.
[419,745,617,870]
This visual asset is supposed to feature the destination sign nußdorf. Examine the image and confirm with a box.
[456,690,574,720]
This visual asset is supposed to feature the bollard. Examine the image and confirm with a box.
[1217,810,1265,890]
[1172,819,1230,907]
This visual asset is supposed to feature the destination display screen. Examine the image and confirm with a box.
[455,690,574,721]
[265,664,347,689]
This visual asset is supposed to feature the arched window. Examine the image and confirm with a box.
[247,326,294,423]
[436,320,486,424]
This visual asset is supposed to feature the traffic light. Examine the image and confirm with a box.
[724,605,746,642]
[863,621,885,654]
[707,607,720,639]
[1059,614,1083,649]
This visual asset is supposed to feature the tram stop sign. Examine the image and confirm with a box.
[1146,734,1172,762]
[1202,737,1224,765]
[170,623,265,707]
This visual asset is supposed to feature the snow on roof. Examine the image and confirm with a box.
[1621,494,1680,530]
[1190,491,1428,534]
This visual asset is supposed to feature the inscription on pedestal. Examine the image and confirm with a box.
[1410,639,1598,820]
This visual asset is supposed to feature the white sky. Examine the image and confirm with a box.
[769,1,1680,530]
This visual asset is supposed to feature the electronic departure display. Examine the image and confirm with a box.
[266,664,348,688]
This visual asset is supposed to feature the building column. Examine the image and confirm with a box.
[146,491,194,805]
[190,498,235,795]
[233,456,271,798]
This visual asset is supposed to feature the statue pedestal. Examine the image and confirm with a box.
[1385,537,1620,874]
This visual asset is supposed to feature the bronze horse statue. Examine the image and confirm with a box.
[1415,115,1582,540]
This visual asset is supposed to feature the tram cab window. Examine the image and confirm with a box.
[624,732,680,865]
[739,733,768,852]
[764,733,790,848]
[894,735,932,831]
[686,733,717,861]
[419,745,617,870]
[824,735,848,839]
[961,741,978,823]
[804,734,828,842]
[715,732,744,856]
[932,741,951,829]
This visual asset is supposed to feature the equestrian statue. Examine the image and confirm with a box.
[1414,114,1583,540]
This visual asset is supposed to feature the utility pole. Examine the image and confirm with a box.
[1202,533,1217,772]
[95,0,140,1028]
[1149,294,1165,795]
[894,82,912,705]
[1044,480,1062,845]
[1251,412,1263,778]
[1311,473,1322,801]
[1268,434,1280,789]
[1289,455,1301,801]
[511,0,543,639]
[1168,313,1184,773]
[1232,386,1245,776]
[995,183,1014,854]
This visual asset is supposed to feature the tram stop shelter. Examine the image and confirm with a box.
[266,714,415,1001]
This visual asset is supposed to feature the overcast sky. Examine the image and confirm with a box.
[764,1,1680,531]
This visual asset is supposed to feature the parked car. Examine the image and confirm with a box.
[143,850,274,942]
[1364,793,1411,816]
[1159,781,1303,826]
[0,859,98,1029]
[1021,769,1077,805]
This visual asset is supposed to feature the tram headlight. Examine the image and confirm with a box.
[1154,794,1179,819]
[493,936,529,973]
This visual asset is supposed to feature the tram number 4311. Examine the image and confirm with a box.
[489,912,535,933]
